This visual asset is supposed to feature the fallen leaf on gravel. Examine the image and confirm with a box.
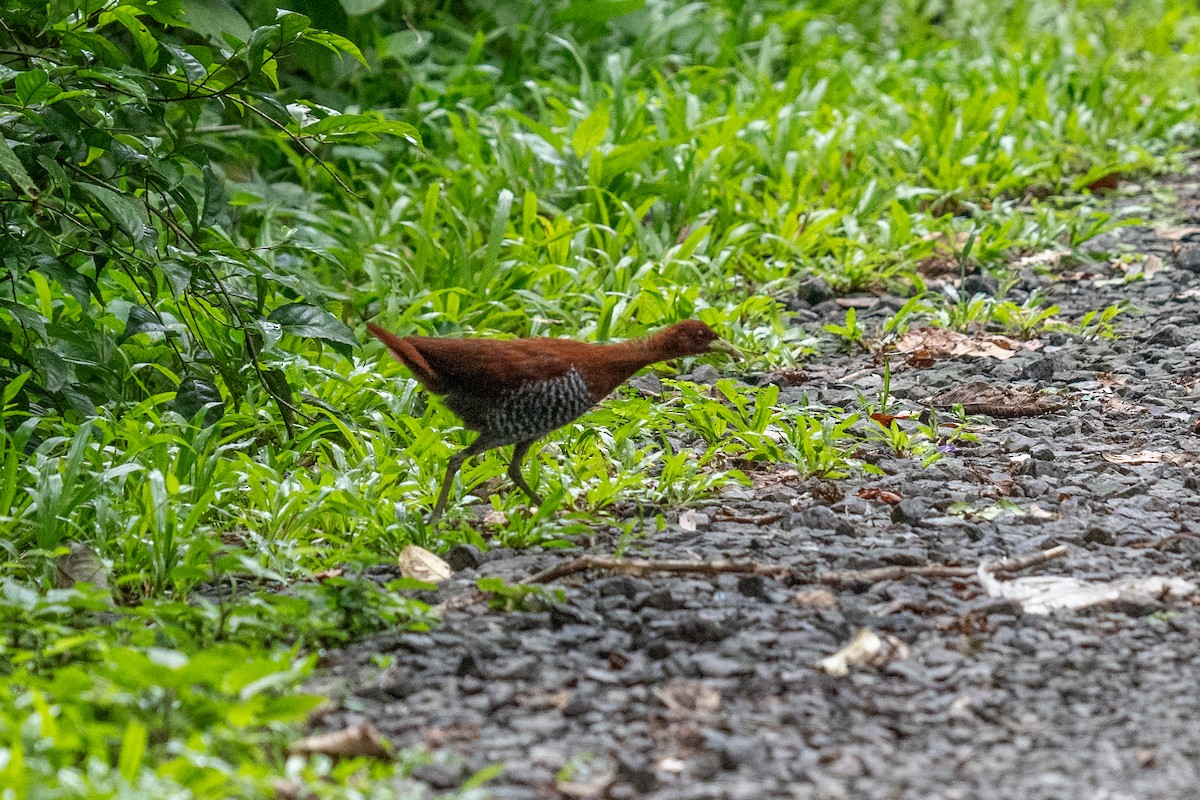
[1101,451,1191,465]
[834,295,880,309]
[678,510,699,532]
[978,568,1197,615]
[858,487,903,504]
[1027,504,1058,521]
[288,724,390,760]
[1101,397,1145,415]
[1156,226,1200,241]
[482,509,508,526]
[765,368,808,386]
[653,679,721,715]
[557,775,617,799]
[817,628,909,676]
[1013,249,1064,269]
[894,326,1041,363]
[398,544,452,584]
[870,412,913,427]
[793,588,838,609]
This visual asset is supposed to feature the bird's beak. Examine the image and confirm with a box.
[708,338,743,361]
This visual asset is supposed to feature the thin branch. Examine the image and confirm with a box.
[521,546,1070,587]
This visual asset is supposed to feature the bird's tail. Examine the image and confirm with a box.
[366,322,445,393]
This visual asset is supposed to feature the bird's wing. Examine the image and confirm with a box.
[392,335,583,396]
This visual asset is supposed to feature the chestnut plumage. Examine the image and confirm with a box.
[367,320,741,523]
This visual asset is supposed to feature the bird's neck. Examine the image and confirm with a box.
[583,334,674,397]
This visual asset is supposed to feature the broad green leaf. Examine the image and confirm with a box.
[105,7,159,69]
[572,105,609,156]
[76,68,149,103]
[180,0,253,43]
[556,0,645,24]
[117,721,147,781]
[301,114,421,146]
[338,0,385,17]
[301,30,368,67]
[15,69,60,105]
[267,303,358,349]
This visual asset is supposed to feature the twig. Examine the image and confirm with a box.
[520,546,1069,587]
[818,545,1068,586]
[522,556,793,585]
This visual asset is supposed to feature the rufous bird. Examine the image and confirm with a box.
[367,320,742,523]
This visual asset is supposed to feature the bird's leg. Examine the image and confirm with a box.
[429,435,493,525]
[507,440,544,505]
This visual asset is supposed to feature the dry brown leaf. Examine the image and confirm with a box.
[858,487,903,505]
[1013,249,1064,269]
[1027,504,1058,521]
[1101,397,1147,414]
[893,326,1041,362]
[817,628,909,676]
[398,544,452,584]
[557,775,617,799]
[1156,226,1200,241]
[834,295,881,309]
[288,724,390,761]
[1142,254,1165,276]
[481,509,508,526]
[793,588,839,609]
[1096,372,1129,388]
[1101,450,1191,465]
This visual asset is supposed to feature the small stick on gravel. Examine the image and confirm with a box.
[818,545,1068,586]
[522,557,794,585]
[521,546,1069,587]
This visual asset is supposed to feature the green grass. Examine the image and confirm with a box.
[4,0,1200,795]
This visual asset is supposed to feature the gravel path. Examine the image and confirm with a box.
[310,173,1200,799]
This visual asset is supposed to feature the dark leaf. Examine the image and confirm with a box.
[31,348,76,393]
[160,259,193,295]
[175,377,224,425]
[120,306,169,343]
[161,44,208,83]
[268,303,358,349]
[78,183,147,240]
[0,136,36,196]
[0,300,47,338]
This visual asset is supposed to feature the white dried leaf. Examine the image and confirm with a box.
[397,544,452,584]
[978,565,1197,615]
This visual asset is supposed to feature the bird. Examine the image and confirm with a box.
[367,320,742,523]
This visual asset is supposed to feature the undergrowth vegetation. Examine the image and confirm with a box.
[2,0,1199,795]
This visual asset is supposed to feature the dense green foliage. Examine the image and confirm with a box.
[1,0,1199,795]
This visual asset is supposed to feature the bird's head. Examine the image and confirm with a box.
[655,320,743,361]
